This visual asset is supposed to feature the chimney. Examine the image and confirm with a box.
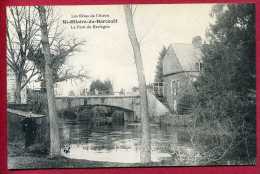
[192,36,202,48]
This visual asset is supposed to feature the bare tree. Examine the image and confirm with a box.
[37,6,60,157]
[123,5,151,163]
[29,38,88,86]
[44,8,88,84]
[7,7,40,103]
[7,7,87,104]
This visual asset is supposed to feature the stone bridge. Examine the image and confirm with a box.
[55,92,170,121]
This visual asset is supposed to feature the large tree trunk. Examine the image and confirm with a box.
[37,6,60,157]
[14,76,22,104]
[123,5,151,163]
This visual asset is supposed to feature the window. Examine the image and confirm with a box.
[171,80,179,96]
[173,99,177,112]
[195,61,203,72]
[177,81,180,89]
[171,80,176,96]
[199,62,203,71]
[156,82,164,96]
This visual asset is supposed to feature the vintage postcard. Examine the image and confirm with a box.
[6,3,256,170]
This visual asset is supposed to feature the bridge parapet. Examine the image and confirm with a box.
[55,95,140,99]
[55,92,169,120]
[55,95,140,112]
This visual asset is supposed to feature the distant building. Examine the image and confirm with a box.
[7,66,27,104]
[161,36,203,113]
[53,82,63,96]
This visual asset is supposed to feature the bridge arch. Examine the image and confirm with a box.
[80,104,134,112]
[59,104,136,125]
[55,93,170,122]
[56,96,141,120]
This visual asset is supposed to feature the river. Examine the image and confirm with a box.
[59,116,199,164]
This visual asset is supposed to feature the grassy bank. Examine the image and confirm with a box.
[8,143,177,169]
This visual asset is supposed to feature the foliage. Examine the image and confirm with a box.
[68,90,76,96]
[177,94,195,115]
[154,46,167,83]
[153,46,168,102]
[192,4,255,164]
[27,89,47,114]
[89,79,113,95]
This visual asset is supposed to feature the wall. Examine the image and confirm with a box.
[8,112,48,146]
[7,66,27,104]
[163,72,198,113]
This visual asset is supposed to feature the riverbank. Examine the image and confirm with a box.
[8,142,177,169]
[9,140,255,170]
[8,111,255,169]
[9,155,177,169]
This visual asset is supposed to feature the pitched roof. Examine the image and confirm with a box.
[163,43,202,75]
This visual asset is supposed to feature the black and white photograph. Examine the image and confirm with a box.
[7,3,256,169]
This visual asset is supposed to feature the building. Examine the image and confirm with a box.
[160,36,203,113]
[7,65,27,104]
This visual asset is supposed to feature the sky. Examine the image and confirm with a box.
[53,4,214,95]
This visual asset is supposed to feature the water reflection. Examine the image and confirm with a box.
[59,118,196,163]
